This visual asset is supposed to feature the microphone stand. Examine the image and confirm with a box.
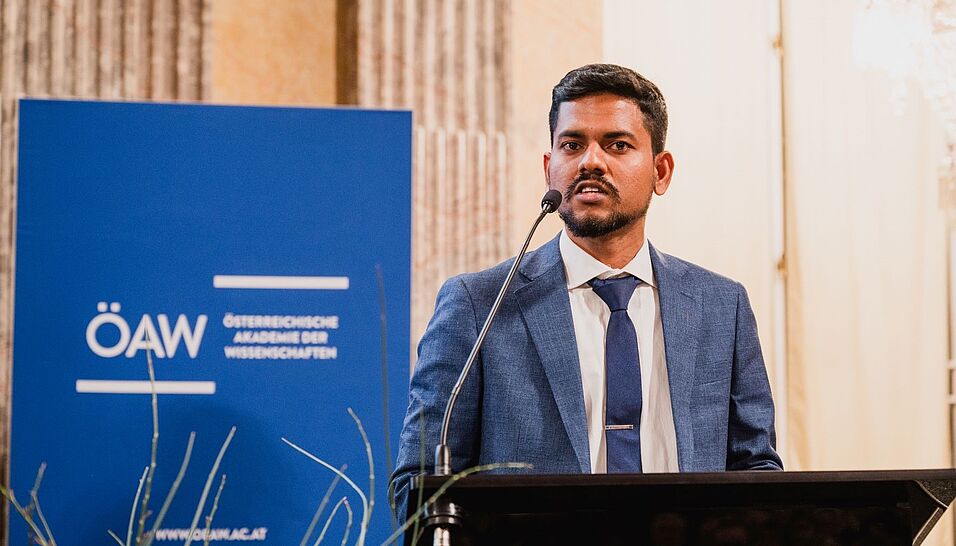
[424,190,562,546]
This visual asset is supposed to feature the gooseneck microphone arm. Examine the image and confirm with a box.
[433,189,563,476]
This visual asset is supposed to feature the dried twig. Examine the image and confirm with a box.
[142,432,197,546]
[374,264,396,533]
[125,467,150,546]
[183,426,237,546]
[410,520,426,546]
[137,339,161,544]
[108,529,125,546]
[2,487,51,545]
[30,488,56,546]
[24,462,46,516]
[281,438,369,543]
[202,474,227,546]
[313,497,350,546]
[347,408,374,546]
[24,462,55,545]
[338,499,353,546]
[380,462,533,546]
[300,465,346,546]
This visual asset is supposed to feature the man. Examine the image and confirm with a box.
[390,63,782,521]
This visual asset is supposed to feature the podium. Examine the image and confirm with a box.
[408,469,956,545]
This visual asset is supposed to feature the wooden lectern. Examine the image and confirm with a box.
[407,469,956,545]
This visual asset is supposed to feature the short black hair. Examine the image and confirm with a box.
[549,64,668,155]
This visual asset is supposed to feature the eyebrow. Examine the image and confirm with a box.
[556,130,637,140]
[603,131,637,140]
[556,130,586,140]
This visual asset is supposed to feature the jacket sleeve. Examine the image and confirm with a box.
[388,276,483,524]
[726,282,784,470]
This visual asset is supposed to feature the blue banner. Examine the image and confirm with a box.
[12,99,411,545]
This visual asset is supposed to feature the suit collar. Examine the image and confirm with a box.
[517,232,564,281]
[515,234,591,472]
[648,243,692,296]
[649,243,701,470]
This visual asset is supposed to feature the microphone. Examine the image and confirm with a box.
[434,188,563,476]
[541,189,562,213]
[425,189,561,546]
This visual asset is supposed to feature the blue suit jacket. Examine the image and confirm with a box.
[390,235,782,520]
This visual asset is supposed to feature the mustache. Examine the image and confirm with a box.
[564,172,620,200]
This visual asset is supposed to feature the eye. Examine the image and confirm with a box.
[608,141,631,152]
[560,141,582,151]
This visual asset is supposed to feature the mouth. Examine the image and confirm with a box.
[567,179,616,204]
[575,182,607,195]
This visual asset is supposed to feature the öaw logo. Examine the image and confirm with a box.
[86,302,208,359]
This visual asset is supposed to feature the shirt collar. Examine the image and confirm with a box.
[559,229,656,289]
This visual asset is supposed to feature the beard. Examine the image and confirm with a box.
[558,172,649,238]
[559,206,643,238]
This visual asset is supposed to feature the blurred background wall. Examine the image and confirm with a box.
[782,0,948,474]
[603,4,952,544]
[0,0,953,542]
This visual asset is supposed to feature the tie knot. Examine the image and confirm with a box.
[588,275,640,311]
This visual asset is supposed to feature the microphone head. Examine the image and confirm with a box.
[541,189,563,213]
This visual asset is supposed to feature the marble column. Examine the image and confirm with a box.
[343,0,513,345]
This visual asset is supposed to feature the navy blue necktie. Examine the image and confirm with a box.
[589,275,642,473]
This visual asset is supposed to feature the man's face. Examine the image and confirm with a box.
[544,93,673,239]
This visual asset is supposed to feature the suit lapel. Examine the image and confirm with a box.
[514,237,591,472]
[650,243,701,470]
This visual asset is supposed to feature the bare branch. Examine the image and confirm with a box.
[108,529,125,546]
[347,407,374,546]
[202,474,227,546]
[374,264,396,532]
[183,426,236,546]
[26,462,47,514]
[143,432,197,546]
[339,499,353,546]
[281,437,369,540]
[137,338,161,544]
[30,488,56,546]
[2,487,50,545]
[313,497,348,546]
[127,466,150,546]
[300,465,346,546]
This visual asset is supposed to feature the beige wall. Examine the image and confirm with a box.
[783,1,948,470]
[601,0,784,434]
[210,0,337,105]
[783,1,950,542]
[604,0,952,542]
[510,1,603,250]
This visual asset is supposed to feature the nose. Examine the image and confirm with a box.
[578,142,608,175]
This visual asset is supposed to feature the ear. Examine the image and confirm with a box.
[653,151,675,196]
[543,152,552,187]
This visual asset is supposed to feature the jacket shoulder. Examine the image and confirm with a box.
[441,257,516,304]
[445,237,559,299]
[653,248,745,296]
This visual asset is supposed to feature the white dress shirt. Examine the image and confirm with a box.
[559,230,679,473]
